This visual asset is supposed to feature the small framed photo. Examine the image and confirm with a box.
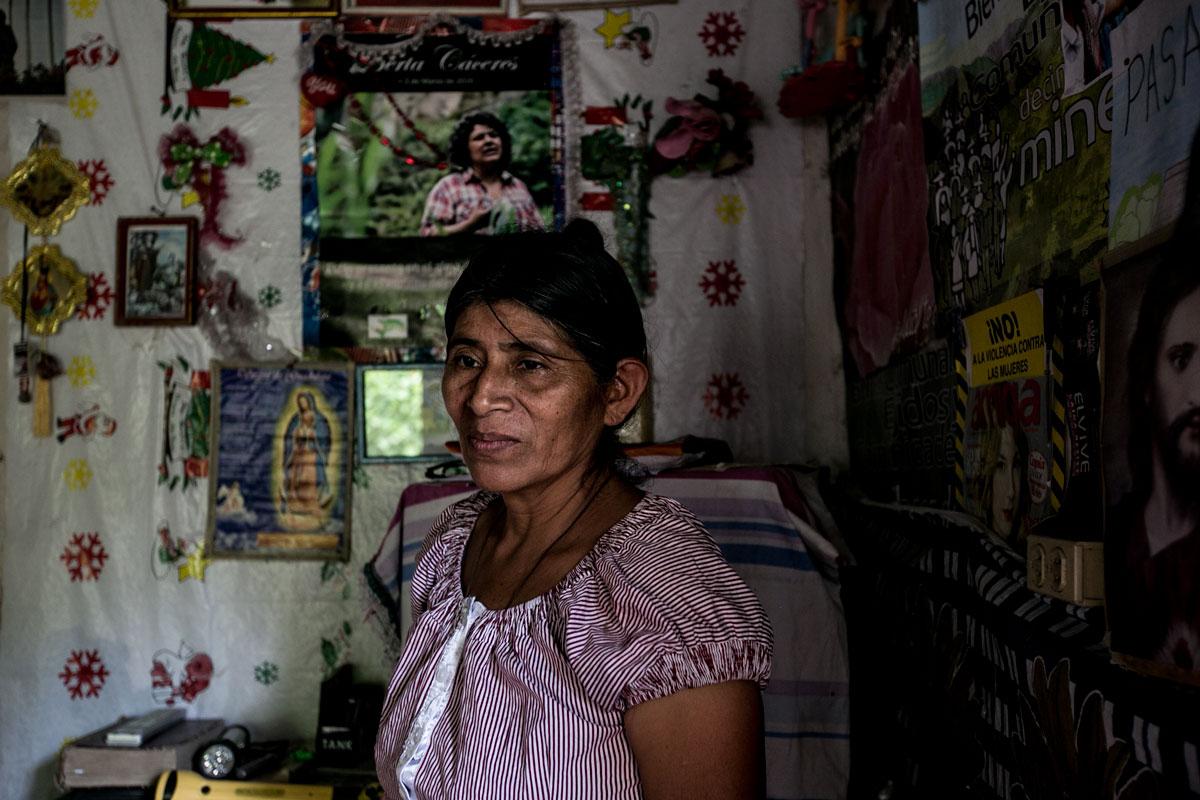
[207,361,355,561]
[115,216,198,327]
[168,0,339,17]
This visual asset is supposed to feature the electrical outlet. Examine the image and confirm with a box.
[1025,535,1104,606]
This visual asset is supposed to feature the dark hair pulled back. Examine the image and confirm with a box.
[448,111,512,171]
[443,219,648,465]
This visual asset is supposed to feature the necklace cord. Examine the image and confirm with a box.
[466,469,616,609]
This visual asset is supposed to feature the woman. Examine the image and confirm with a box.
[376,221,773,799]
[420,111,545,237]
[279,391,330,528]
[976,420,1030,547]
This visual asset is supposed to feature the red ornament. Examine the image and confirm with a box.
[301,72,345,107]
[777,60,864,118]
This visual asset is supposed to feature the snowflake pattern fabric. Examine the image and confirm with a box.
[704,372,749,419]
[60,650,109,699]
[61,532,109,581]
[716,194,746,224]
[69,89,99,119]
[77,160,114,206]
[698,11,745,57]
[257,168,281,191]
[68,0,100,19]
[258,285,282,309]
[699,260,745,307]
[77,273,114,320]
[68,356,96,388]
[64,459,93,491]
[255,661,280,685]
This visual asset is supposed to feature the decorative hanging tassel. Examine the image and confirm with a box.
[32,350,63,438]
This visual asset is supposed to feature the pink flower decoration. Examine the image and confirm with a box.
[654,98,721,160]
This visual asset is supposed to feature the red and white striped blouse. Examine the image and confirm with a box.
[375,491,774,800]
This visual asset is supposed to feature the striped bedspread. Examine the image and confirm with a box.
[364,465,850,800]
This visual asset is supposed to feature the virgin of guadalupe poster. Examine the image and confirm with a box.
[207,363,354,560]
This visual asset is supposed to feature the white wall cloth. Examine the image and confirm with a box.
[0,2,844,799]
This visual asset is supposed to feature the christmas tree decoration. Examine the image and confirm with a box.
[0,145,90,238]
[163,20,274,121]
[579,98,654,302]
[1,244,88,337]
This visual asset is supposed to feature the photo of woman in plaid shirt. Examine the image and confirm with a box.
[420,111,546,237]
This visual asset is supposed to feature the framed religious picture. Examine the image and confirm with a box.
[207,362,355,561]
[1100,228,1200,685]
[0,2,66,95]
[357,364,457,462]
[115,216,198,327]
[342,0,506,13]
[168,0,339,18]
[305,15,569,265]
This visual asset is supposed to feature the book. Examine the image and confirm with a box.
[59,717,224,789]
[105,707,186,747]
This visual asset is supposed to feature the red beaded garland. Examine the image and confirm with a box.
[349,94,449,171]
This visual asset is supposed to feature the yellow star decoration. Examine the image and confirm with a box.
[716,194,746,225]
[595,10,632,49]
[69,89,98,120]
[64,459,93,491]
[67,356,95,388]
[178,542,211,583]
[68,0,99,19]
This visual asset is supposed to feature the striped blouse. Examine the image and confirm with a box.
[374,491,774,800]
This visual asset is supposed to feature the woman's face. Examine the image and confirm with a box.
[990,425,1021,536]
[466,124,503,169]
[297,394,311,412]
[442,301,606,496]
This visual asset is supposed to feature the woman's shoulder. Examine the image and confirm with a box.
[412,491,494,588]
[561,493,773,710]
[600,493,720,563]
[579,492,764,628]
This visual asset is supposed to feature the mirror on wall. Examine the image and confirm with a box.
[357,364,457,462]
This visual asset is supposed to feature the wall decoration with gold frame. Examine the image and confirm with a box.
[168,0,339,18]
[0,244,88,338]
[0,145,90,238]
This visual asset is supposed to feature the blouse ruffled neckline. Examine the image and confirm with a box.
[439,491,661,618]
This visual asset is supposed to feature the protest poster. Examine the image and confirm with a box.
[921,0,1111,315]
[1108,0,1200,247]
